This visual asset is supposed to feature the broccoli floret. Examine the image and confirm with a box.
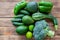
[33,29,48,40]
[35,20,49,29]
[33,20,55,40]
[47,30,55,38]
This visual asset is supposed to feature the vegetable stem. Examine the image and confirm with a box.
[55,25,58,30]
[47,30,55,38]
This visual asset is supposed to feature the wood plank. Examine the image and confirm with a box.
[0,18,14,27]
[0,35,26,40]
[0,0,20,2]
[0,35,60,40]
[0,2,60,17]
[0,0,60,2]
[0,0,38,2]
[0,27,17,35]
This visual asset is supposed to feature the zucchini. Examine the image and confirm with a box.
[49,16,58,30]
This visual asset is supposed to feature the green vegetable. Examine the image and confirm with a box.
[51,17,58,30]
[33,20,55,40]
[34,29,48,40]
[34,20,50,32]
[38,1,53,13]
[32,13,58,30]
[26,31,33,39]
[47,30,55,38]
[22,15,34,25]
[11,18,22,22]
[20,10,30,15]
[16,26,28,35]
[29,25,34,32]
[14,0,27,15]
[25,2,38,13]
[14,14,25,18]
[12,22,24,26]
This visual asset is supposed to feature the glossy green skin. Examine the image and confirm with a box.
[12,22,24,26]
[11,18,22,22]
[14,1,27,15]
[14,14,25,18]
[26,31,33,39]
[38,1,53,13]
[20,10,30,15]
[11,14,25,26]
[16,26,28,35]
[29,25,34,32]
[22,15,34,25]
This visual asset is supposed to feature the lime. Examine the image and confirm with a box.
[26,31,33,39]
[29,25,34,31]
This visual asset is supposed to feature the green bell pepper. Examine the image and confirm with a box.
[14,0,27,15]
[38,1,53,13]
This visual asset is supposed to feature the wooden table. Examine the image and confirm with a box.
[0,0,60,40]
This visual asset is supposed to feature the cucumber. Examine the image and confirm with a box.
[20,10,30,15]
[14,14,25,18]
[12,22,24,26]
[11,18,22,22]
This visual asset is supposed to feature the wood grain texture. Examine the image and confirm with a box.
[0,35,60,40]
[0,0,60,40]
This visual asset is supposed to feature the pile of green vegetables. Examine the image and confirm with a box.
[11,0,58,40]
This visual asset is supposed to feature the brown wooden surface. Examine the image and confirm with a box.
[0,0,60,40]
